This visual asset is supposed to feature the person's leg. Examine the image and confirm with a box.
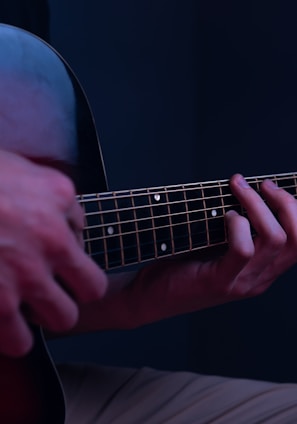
[57,363,297,424]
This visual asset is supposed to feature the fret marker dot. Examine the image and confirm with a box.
[161,243,167,252]
[211,209,217,217]
[154,194,161,202]
[107,226,114,235]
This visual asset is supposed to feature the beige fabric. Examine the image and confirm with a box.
[57,363,297,424]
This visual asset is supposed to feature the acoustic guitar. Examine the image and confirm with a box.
[0,24,296,424]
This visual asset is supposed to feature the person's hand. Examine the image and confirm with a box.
[76,174,297,331]
[0,150,107,357]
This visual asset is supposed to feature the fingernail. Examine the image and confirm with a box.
[264,179,279,189]
[225,210,238,220]
[237,175,250,188]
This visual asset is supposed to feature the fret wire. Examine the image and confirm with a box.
[218,180,228,244]
[89,239,228,269]
[80,195,92,256]
[85,172,297,271]
[84,181,297,235]
[130,190,141,264]
[245,174,297,186]
[90,228,222,258]
[272,175,278,186]
[85,176,296,250]
[113,194,125,267]
[81,186,233,207]
[83,193,236,219]
[85,202,229,231]
[147,189,158,258]
[84,211,228,243]
[164,187,175,254]
[85,189,294,234]
[254,178,261,194]
[84,178,297,245]
[97,194,108,270]
[86,216,219,243]
[195,184,209,245]
[81,182,297,220]
[182,184,192,251]
[77,172,297,205]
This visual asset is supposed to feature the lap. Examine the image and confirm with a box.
[57,363,297,424]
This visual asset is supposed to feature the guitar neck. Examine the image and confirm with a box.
[77,172,297,271]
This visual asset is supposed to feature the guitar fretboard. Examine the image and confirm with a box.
[77,173,297,270]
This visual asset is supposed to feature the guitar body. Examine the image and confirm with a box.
[0,24,107,423]
[0,329,65,424]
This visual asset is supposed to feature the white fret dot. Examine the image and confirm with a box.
[154,194,161,202]
[107,226,114,235]
[211,209,217,217]
[161,243,167,252]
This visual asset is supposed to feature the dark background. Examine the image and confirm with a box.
[3,1,297,382]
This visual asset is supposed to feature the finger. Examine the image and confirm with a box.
[45,170,84,246]
[0,288,33,357]
[67,200,85,234]
[38,215,108,302]
[57,250,108,302]
[230,174,287,249]
[53,228,108,302]
[65,199,85,247]
[23,276,79,333]
[261,179,297,240]
[216,210,254,284]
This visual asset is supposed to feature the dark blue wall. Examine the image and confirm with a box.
[190,1,297,383]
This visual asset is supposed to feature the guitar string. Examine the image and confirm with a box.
[77,173,297,205]
[84,213,237,261]
[81,182,296,239]
[87,231,228,265]
[89,242,228,268]
[84,208,230,244]
[83,194,288,264]
[83,197,237,230]
[79,182,296,222]
[81,174,297,268]
[82,187,249,219]
[78,172,297,199]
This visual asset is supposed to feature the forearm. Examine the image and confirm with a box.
[68,259,207,334]
[72,271,140,333]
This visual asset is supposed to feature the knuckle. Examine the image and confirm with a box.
[32,220,69,256]
[25,206,54,240]
[49,233,72,258]
[43,168,76,206]
[229,239,255,264]
[267,228,287,249]
[236,244,255,262]
[52,172,76,203]
[0,289,18,320]
[76,206,85,229]
[275,193,297,215]
[283,192,297,204]
[229,281,252,299]
[47,304,78,333]
[12,257,44,290]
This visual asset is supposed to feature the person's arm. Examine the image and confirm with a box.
[1,153,296,356]
[73,173,295,332]
[0,150,107,357]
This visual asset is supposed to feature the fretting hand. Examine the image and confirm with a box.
[74,174,297,331]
